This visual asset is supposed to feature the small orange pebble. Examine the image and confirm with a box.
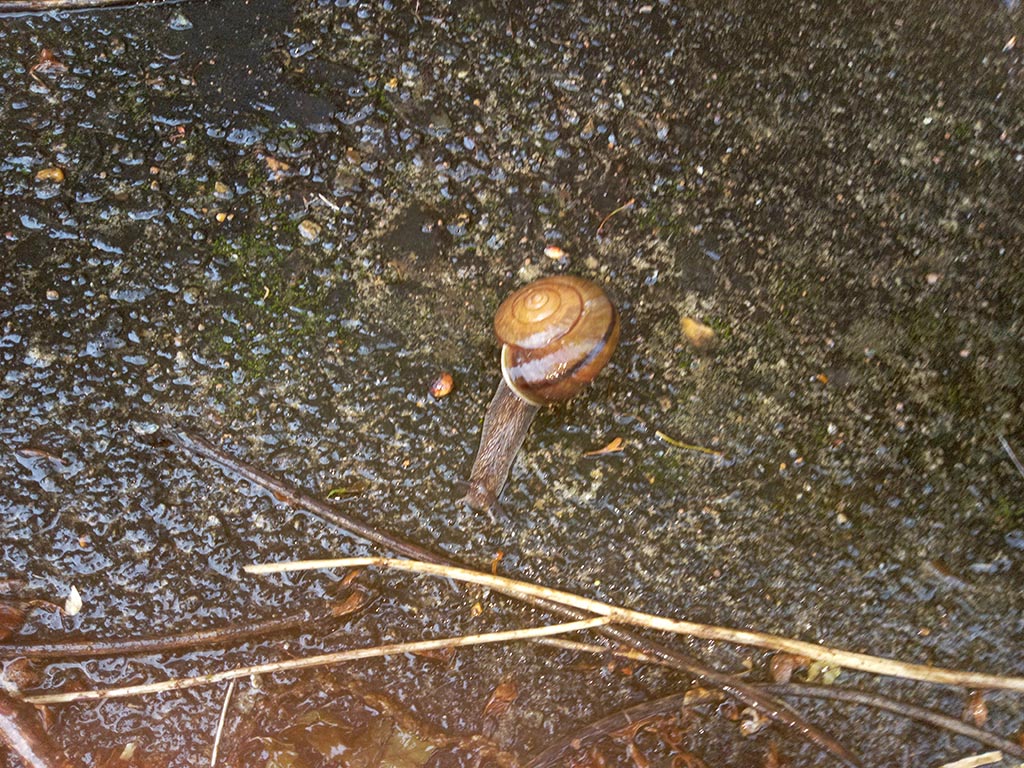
[429,371,454,398]
[34,167,64,184]
[681,316,716,350]
[543,245,566,260]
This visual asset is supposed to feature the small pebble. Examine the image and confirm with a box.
[681,316,717,351]
[213,181,233,200]
[168,11,193,30]
[298,219,322,242]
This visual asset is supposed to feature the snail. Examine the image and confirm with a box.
[462,275,620,513]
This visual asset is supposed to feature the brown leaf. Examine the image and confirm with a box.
[340,567,364,587]
[626,740,650,768]
[265,156,290,173]
[0,602,27,641]
[963,690,988,727]
[583,437,625,457]
[682,686,722,706]
[3,658,42,690]
[739,706,771,736]
[330,590,370,617]
[32,48,67,74]
[482,679,518,720]
[769,652,809,683]
[490,550,504,575]
[412,645,456,665]
[762,741,786,768]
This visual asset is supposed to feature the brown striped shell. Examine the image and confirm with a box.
[494,275,619,405]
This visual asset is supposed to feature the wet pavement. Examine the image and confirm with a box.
[1,0,1023,765]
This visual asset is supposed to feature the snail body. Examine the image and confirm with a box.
[463,275,619,514]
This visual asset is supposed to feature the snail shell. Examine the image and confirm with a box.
[494,275,619,406]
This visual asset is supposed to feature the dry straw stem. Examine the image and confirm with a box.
[209,678,235,768]
[935,752,1004,768]
[21,617,609,706]
[246,557,1024,693]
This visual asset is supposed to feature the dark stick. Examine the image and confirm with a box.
[769,683,1024,759]
[525,683,1024,767]
[0,603,357,660]
[0,0,186,17]
[0,692,75,768]
[159,422,859,766]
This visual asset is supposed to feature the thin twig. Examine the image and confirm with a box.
[0,603,357,660]
[158,422,860,767]
[525,685,1024,767]
[22,617,610,705]
[534,636,656,663]
[654,430,724,457]
[249,556,1024,693]
[935,752,1004,768]
[998,435,1024,481]
[770,688,1021,760]
[596,197,635,236]
[209,679,235,767]
[0,0,185,15]
[531,638,1024,761]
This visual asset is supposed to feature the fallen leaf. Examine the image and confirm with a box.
[340,568,364,587]
[626,740,651,768]
[331,590,370,617]
[412,645,456,665]
[963,690,988,727]
[583,437,624,457]
[769,652,809,683]
[0,602,26,640]
[32,48,67,75]
[3,657,42,689]
[683,687,722,706]
[805,660,841,685]
[739,707,771,736]
[483,679,518,720]
[490,550,504,575]
[265,156,288,171]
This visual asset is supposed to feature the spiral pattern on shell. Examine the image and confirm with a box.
[494,275,619,405]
